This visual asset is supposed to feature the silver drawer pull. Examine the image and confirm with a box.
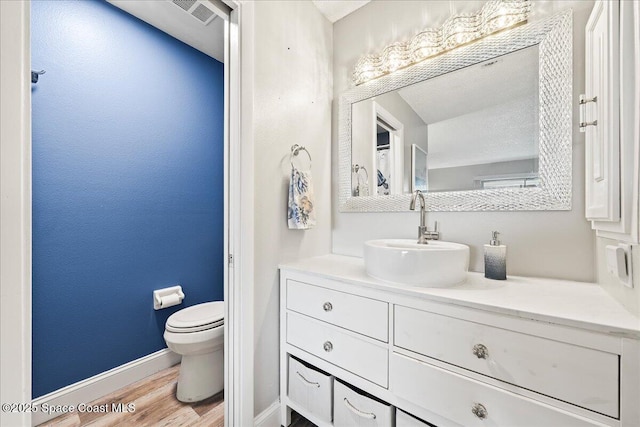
[579,94,598,132]
[579,95,597,105]
[323,341,333,352]
[343,398,376,420]
[472,343,489,359]
[579,119,598,130]
[472,402,488,419]
[323,301,333,312]
[295,371,320,388]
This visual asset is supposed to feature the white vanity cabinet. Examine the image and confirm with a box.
[280,255,640,427]
[393,306,619,418]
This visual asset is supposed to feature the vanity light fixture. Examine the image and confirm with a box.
[352,0,532,85]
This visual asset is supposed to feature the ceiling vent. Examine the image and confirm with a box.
[170,0,217,25]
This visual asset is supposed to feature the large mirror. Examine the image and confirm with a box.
[339,10,572,212]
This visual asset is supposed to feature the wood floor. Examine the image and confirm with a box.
[39,365,316,427]
[38,365,223,427]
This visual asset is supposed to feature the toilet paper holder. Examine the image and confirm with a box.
[153,285,185,310]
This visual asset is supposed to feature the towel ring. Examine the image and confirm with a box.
[290,144,312,168]
[353,164,369,181]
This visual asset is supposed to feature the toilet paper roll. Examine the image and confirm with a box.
[159,293,182,308]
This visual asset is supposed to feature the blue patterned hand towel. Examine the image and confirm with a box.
[288,166,316,229]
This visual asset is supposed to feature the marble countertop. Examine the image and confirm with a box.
[280,254,640,339]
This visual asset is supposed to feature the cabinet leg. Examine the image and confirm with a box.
[280,404,292,426]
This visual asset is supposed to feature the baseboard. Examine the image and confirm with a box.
[31,348,181,426]
[254,400,281,427]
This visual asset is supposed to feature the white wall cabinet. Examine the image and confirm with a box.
[280,255,640,427]
[585,0,640,243]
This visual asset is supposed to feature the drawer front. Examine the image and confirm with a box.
[287,280,389,342]
[394,306,619,417]
[391,353,606,427]
[334,380,394,427]
[288,356,333,423]
[287,312,388,387]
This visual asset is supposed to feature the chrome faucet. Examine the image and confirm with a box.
[409,190,439,244]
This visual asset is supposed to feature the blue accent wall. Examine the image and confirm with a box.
[31,0,224,398]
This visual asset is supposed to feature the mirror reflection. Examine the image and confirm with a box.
[351,44,540,197]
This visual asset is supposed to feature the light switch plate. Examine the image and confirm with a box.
[606,244,633,288]
[619,244,633,288]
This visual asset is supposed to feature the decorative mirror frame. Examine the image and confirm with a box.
[339,10,572,212]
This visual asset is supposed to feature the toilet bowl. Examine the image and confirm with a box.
[164,301,224,402]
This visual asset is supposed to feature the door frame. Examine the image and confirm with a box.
[223,1,255,426]
[0,2,32,426]
[0,1,254,425]
[372,102,404,195]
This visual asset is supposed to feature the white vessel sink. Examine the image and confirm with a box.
[364,239,470,287]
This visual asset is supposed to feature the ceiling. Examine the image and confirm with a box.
[397,45,539,124]
[107,0,224,62]
[396,45,540,169]
[107,0,372,62]
[311,0,371,23]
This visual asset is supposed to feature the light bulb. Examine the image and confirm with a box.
[352,0,531,85]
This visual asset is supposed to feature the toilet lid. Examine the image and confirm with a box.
[166,301,224,333]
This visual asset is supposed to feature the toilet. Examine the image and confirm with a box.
[164,301,224,402]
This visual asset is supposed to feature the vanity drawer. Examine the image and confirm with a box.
[287,280,389,342]
[288,356,333,424]
[334,380,394,427]
[287,312,388,387]
[391,353,607,427]
[394,306,619,418]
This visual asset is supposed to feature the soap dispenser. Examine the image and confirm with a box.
[484,231,506,280]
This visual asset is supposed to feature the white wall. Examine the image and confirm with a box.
[429,158,538,192]
[332,0,597,282]
[251,0,333,416]
[351,99,375,191]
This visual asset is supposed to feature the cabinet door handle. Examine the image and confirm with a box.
[323,302,333,312]
[471,403,488,419]
[343,398,377,419]
[295,371,320,388]
[323,341,333,352]
[472,344,489,359]
[579,94,598,132]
